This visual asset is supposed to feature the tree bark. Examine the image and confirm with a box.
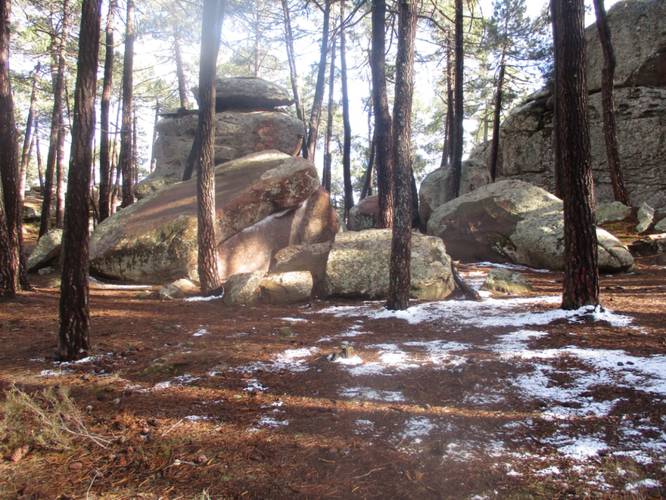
[488,60,505,181]
[119,0,135,208]
[36,119,44,193]
[303,0,330,161]
[39,0,69,237]
[0,0,20,297]
[19,64,39,206]
[340,0,354,225]
[55,106,66,228]
[174,32,190,110]
[448,0,464,199]
[58,0,102,360]
[551,0,599,310]
[195,0,225,293]
[281,0,305,125]
[387,0,417,311]
[360,129,375,200]
[370,0,394,228]
[149,99,159,172]
[322,31,336,193]
[98,0,116,222]
[593,0,629,205]
[440,34,453,169]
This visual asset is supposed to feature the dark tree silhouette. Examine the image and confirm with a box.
[551,0,599,309]
[99,0,116,222]
[281,0,305,126]
[370,0,394,228]
[195,0,225,293]
[340,0,354,225]
[387,0,417,311]
[322,30,336,193]
[593,0,629,205]
[58,0,102,360]
[119,0,135,208]
[448,0,464,199]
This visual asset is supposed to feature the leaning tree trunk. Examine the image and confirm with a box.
[370,0,394,228]
[340,0,354,225]
[387,0,417,311]
[98,0,116,222]
[360,129,376,200]
[118,0,135,208]
[0,0,20,297]
[174,32,190,110]
[488,60,505,182]
[593,0,629,205]
[322,31,336,193]
[551,0,599,310]
[449,0,464,199]
[58,0,102,360]
[39,0,69,237]
[281,0,305,125]
[195,0,225,294]
[303,0,330,161]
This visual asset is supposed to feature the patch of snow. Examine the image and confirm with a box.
[333,354,364,366]
[153,374,200,390]
[185,293,224,302]
[401,416,435,444]
[340,386,405,402]
[257,416,289,428]
[612,450,654,465]
[184,415,211,422]
[273,347,319,372]
[280,317,307,323]
[354,419,375,434]
[536,466,561,476]
[555,436,608,460]
[474,261,551,273]
[39,369,72,377]
[625,479,660,491]
[244,379,267,392]
[192,328,208,337]
[404,340,470,366]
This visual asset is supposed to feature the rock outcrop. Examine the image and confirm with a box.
[90,151,337,284]
[325,229,456,300]
[467,0,666,209]
[427,180,634,272]
[347,195,379,231]
[28,229,63,272]
[137,77,304,198]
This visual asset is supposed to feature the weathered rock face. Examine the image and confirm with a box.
[137,111,305,197]
[222,270,313,305]
[348,195,379,231]
[468,0,666,209]
[482,269,532,296]
[194,77,294,111]
[596,201,632,225]
[325,229,456,300]
[28,229,62,272]
[419,159,490,225]
[427,180,634,272]
[270,242,332,297]
[90,151,326,283]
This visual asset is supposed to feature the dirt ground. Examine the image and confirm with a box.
[1,255,665,499]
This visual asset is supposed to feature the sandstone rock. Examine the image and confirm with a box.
[194,77,293,111]
[28,229,62,272]
[427,180,634,272]
[419,159,490,224]
[159,278,199,300]
[217,187,338,280]
[325,229,455,300]
[258,271,313,304]
[348,195,379,231]
[636,202,655,233]
[90,151,320,283]
[482,269,532,296]
[223,272,264,306]
[137,111,304,197]
[655,217,666,233]
[271,242,332,296]
[596,201,632,225]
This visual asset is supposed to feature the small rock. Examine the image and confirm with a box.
[654,217,666,233]
[482,269,532,296]
[595,201,632,225]
[68,461,83,471]
[636,202,655,233]
[195,454,208,464]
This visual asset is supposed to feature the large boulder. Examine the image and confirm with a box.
[325,229,456,300]
[28,229,63,272]
[468,0,666,210]
[222,271,313,305]
[90,151,324,283]
[195,77,294,111]
[348,195,379,231]
[427,180,634,272]
[419,159,490,225]
[596,201,632,225]
[137,110,304,197]
[271,242,332,297]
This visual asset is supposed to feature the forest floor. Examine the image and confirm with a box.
[1,257,666,498]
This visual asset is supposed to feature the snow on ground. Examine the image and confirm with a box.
[400,417,435,444]
[279,317,308,323]
[237,347,320,374]
[153,374,200,390]
[184,294,224,302]
[192,327,208,337]
[340,386,405,402]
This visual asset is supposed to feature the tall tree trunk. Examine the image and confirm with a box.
[174,32,190,110]
[119,0,135,208]
[281,0,305,125]
[19,64,39,206]
[58,0,101,360]
[195,0,225,293]
[387,0,417,311]
[488,60,505,181]
[360,129,375,200]
[303,0,330,160]
[0,0,20,297]
[551,0,599,310]
[55,108,66,228]
[370,0,394,228]
[593,0,628,205]
[36,119,44,193]
[448,0,464,199]
[39,0,69,237]
[340,0,354,225]
[98,0,116,222]
[440,34,453,169]
[149,99,159,172]
[110,96,121,212]
[132,109,138,186]
[322,31,336,193]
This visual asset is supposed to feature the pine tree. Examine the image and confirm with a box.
[119,0,135,208]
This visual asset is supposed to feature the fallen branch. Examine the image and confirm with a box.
[451,262,482,301]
